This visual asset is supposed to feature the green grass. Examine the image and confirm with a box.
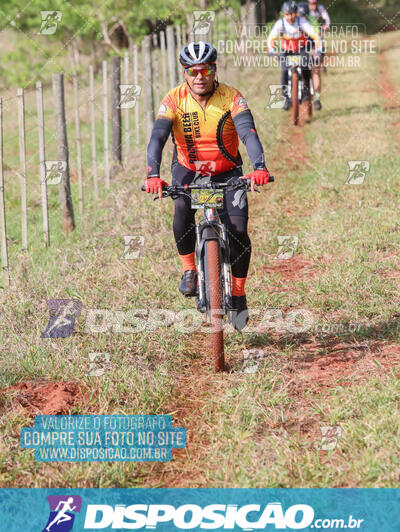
[1,30,400,488]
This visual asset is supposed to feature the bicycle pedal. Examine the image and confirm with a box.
[195,296,207,313]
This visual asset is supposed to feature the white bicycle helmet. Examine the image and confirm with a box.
[179,41,217,66]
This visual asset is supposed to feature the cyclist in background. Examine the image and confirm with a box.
[308,0,330,31]
[309,0,331,87]
[144,42,271,330]
[267,1,322,111]
[297,2,324,110]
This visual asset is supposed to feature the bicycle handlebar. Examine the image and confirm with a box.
[141,176,274,194]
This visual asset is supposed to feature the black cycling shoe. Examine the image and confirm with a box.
[179,270,198,297]
[283,97,292,111]
[314,99,322,110]
[230,295,249,331]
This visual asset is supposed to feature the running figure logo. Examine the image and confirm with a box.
[346,160,370,185]
[44,161,67,185]
[41,495,82,532]
[121,235,145,259]
[232,190,246,210]
[118,84,142,109]
[38,11,62,35]
[320,425,343,451]
[41,299,82,338]
[192,11,215,35]
[266,85,287,109]
[194,160,216,179]
[276,235,298,260]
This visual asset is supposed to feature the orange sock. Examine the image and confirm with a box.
[179,252,196,274]
[232,275,246,296]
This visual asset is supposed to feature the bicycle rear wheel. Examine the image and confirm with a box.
[292,71,299,125]
[204,239,224,372]
[306,97,313,120]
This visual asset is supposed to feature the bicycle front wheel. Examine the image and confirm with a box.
[292,70,299,125]
[204,239,225,372]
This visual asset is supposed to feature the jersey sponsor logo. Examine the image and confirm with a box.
[182,112,200,164]
[237,97,248,109]
[158,103,167,115]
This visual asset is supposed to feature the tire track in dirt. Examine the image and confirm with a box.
[272,108,311,179]
[144,336,239,487]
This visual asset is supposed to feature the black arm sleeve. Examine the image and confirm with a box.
[233,110,266,170]
[146,118,173,177]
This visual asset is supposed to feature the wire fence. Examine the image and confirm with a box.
[0,15,246,288]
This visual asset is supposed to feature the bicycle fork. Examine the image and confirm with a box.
[195,209,232,315]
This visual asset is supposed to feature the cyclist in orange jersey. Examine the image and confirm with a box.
[144,42,271,330]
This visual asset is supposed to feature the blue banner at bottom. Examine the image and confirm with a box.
[0,489,398,532]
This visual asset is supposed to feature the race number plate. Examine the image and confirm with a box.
[191,189,224,209]
[287,55,302,66]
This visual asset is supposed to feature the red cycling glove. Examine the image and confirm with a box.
[144,177,169,194]
[243,169,270,187]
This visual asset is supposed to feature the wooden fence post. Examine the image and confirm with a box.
[152,34,160,109]
[124,50,130,162]
[89,65,99,200]
[36,81,50,247]
[103,60,110,188]
[73,72,83,214]
[0,98,10,287]
[160,31,168,96]
[142,35,154,141]
[133,44,140,146]
[176,25,184,83]
[166,25,177,88]
[17,88,28,251]
[110,56,122,177]
[52,73,75,233]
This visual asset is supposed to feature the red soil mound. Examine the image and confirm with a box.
[1,381,82,415]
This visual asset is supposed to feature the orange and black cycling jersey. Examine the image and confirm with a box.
[147,81,266,178]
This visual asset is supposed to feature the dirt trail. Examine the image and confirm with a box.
[146,101,317,487]
[273,105,311,179]
[151,59,400,482]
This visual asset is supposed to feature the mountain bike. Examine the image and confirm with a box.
[142,175,274,372]
[286,53,313,125]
